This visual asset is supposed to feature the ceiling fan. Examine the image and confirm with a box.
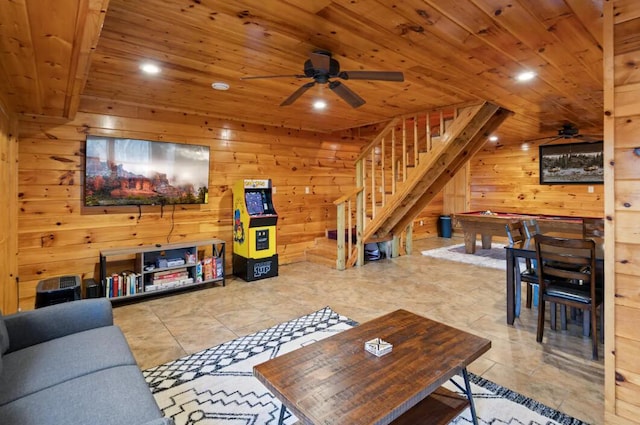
[526,123,603,144]
[241,51,404,108]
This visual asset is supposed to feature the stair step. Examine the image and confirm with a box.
[305,252,338,268]
[326,228,357,241]
[308,245,341,258]
[305,237,352,269]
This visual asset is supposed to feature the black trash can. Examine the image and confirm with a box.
[438,215,452,238]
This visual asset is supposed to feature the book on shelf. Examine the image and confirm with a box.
[145,277,194,292]
[104,272,143,299]
[151,272,189,285]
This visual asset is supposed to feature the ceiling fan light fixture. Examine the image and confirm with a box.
[313,100,327,110]
[140,62,161,75]
[516,71,536,82]
[211,82,230,91]
[243,51,403,108]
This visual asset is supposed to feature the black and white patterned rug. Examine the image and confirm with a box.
[143,307,587,425]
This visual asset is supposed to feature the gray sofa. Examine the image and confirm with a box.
[0,298,173,425]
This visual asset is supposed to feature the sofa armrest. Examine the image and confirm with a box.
[4,298,113,353]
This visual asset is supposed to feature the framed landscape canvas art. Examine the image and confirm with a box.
[84,136,210,206]
[539,141,604,185]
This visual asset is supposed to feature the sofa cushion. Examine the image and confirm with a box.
[0,365,165,425]
[0,310,9,354]
[0,325,137,406]
[3,299,113,353]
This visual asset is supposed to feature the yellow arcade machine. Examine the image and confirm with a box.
[232,179,278,281]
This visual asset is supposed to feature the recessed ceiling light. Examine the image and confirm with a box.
[211,82,230,91]
[140,63,161,75]
[489,135,499,142]
[516,71,536,82]
[313,100,327,110]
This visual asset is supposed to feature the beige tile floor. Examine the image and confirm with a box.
[113,236,604,425]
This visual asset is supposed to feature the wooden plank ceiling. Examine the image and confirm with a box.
[0,0,604,142]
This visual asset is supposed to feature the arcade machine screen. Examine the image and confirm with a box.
[245,191,265,216]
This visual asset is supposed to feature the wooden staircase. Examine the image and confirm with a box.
[306,101,513,270]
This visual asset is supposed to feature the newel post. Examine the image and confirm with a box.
[356,160,365,267]
[336,202,346,271]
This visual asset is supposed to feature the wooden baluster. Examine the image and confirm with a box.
[426,111,431,151]
[391,128,396,194]
[381,135,386,206]
[371,149,376,218]
[413,115,418,166]
[402,119,407,182]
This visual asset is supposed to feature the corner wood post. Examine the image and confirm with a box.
[392,235,400,258]
[336,202,346,271]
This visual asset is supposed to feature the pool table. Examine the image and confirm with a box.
[452,211,599,254]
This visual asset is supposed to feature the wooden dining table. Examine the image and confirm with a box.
[505,236,604,325]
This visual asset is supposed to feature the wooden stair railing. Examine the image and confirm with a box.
[330,101,513,269]
[366,103,512,240]
[333,187,363,270]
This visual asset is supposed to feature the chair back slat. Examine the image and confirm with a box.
[523,219,540,239]
[505,221,526,244]
[534,234,597,296]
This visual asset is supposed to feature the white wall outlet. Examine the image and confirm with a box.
[305,186,310,194]
[419,220,424,226]
[588,186,594,193]
[272,186,276,194]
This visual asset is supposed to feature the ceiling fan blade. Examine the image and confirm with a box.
[310,51,331,72]
[339,70,404,82]
[329,81,366,108]
[241,74,306,80]
[280,81,316,106]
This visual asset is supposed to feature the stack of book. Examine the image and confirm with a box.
[145,268,193,292]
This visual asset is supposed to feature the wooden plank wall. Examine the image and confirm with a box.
[604,2,640,423]
[0,95,19,313]
[469,140,604,217]
[16,106,367,310]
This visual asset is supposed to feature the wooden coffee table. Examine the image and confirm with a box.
[254,309,491,425]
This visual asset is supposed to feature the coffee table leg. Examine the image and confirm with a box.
[277,403,286,425]
[450,368,479,425]
[462,368,479,425]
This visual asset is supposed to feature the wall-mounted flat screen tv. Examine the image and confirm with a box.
[84,135,210,207]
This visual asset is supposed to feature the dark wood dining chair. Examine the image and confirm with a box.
[583,218,604,243]
[534,234,603,360]
[505,221,538,311]
[522,219,540,239]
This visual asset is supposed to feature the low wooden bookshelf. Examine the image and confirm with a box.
[99,238,225,303]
